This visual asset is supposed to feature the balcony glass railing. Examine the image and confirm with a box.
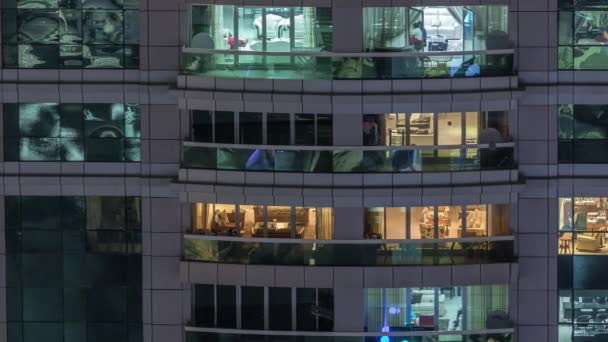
[182,142,515,173]
[183,235,515,266]
[185,328,514,342]
[181,48,514,80]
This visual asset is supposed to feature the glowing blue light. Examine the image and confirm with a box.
[380,336,390,342]
[381,325,390,333]
[388,306,400,315]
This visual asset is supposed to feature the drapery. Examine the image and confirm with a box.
[317,207,334,239]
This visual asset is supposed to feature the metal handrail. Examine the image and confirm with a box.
[183,141,516,152]
[182,46,515,58]
[184,233,515,244]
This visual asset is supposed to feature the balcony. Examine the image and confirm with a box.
[185,328,514,342]
[182,142,515,173]
[181,48,514,80]
[183,235,515,266]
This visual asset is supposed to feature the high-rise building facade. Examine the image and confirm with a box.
[0,0,601,341]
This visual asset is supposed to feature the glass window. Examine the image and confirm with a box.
[193,204,334,240]
[465,112,480,144]
[316,207,334,239]
[317,288,334,331]
[365,207,385,239]
[463,285,509,330]
[363,114,383,146]
[3,103,140,162]
[557,197,608,256]
[189,5,332,52]
[215,111,236,144]
[241,286,264,330]
[87,287,127,322]
[363,8,408,51]
[192,110,213,143]
[1,2,139,68]
[437,112,462,145]
[295,114,315,145]
[295,207,334,240]
[438,205,460,238]
[482,111,509,140]
[560,105,608,163]
[559,9,608,70]
[363,6,508,53]
[23,288,63,321]
[409,113,434,146]
[364,286,505,333]
[410,206,435,239]
[5,196,142,342]
[239,112,263,144]
[191,203,239,236]
[267,113,291,145]
[488,204,510,236]
[241,204,265,238]
[269,287,292,330]
[217,285,237,328]
[464,205,487,237]
[296,288,316,331]
[316,114,333,146]
[23,323,63,342]
[193,284,214,327]
[266,206,293,238]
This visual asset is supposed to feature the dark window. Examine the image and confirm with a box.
[239,112,263,144]
[295,114,315,145]
[317,288,334,331]
[269,287,292,330]
[4,196,142,342]
[558,105,608,163]
[241,286,264,330]
[192,110,213,143]
[316,114,333,145]
[267,113,291,145]
[215,111,235,144]
[296,288,316,331]
[483,111,509,138]
[216,285,237,328]
[194,284,215,327]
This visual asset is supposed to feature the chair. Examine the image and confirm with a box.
[417,315,434,327]
[576,230,604,252]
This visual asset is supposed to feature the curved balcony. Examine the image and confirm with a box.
[185,328,514,342]
[181,48,514,80]
[182,142,515,173]
[183,235,514,266]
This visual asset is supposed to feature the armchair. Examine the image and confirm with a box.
[576,228,606,252]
